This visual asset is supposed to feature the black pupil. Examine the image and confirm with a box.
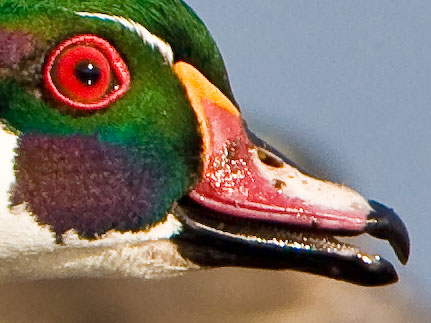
[74,61,101,86]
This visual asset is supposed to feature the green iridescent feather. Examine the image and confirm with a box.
[0,0,235,235]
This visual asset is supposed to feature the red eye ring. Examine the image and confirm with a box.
[44,34,130,110]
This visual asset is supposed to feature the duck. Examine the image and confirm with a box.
[0,0,409,286]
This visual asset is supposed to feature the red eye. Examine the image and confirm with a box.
[44,34,130,110]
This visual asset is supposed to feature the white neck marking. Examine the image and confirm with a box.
[0,126,17,213]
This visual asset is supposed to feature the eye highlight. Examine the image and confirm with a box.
[44,34,130,110]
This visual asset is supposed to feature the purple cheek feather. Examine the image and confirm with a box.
[0,29,33,68]
[11,134,164,239]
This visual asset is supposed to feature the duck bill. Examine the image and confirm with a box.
[173,62,410,286]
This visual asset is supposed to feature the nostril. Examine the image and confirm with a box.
[257,147,284,168]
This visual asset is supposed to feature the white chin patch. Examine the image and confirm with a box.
[0,204,183,256]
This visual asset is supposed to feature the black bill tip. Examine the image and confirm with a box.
[367,200,410,265]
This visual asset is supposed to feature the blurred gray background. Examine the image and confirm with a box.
[0,1,429,322]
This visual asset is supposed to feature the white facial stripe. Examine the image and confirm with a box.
[0,205,183,259]
[62,213,183,248]
[252,148,373,213]
[76,12,174,65]
[0,126,17,213]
